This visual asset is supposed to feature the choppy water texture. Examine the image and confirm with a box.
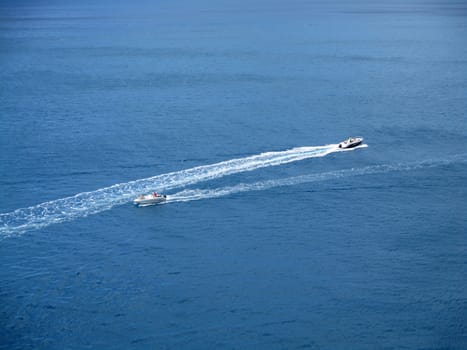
[1,0,466,349]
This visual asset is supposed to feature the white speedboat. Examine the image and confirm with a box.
[133,192,167,206]
[338,137,363,149]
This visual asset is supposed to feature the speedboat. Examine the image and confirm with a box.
[133,192,167,206]
[338,136,363,149]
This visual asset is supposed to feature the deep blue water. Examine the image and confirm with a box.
[1,0,466,349]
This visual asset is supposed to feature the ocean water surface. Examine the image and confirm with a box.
[1,0,466,349]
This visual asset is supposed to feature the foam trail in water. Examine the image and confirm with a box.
[167,156,467,204]
[0,143,356,236]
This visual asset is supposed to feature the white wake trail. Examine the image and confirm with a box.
[0,143,352,236]
[167,156,467,204]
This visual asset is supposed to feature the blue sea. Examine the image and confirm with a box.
[1,0,466,349]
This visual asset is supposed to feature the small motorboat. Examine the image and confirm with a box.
[133,192,167,206]
[338,136,363,149]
